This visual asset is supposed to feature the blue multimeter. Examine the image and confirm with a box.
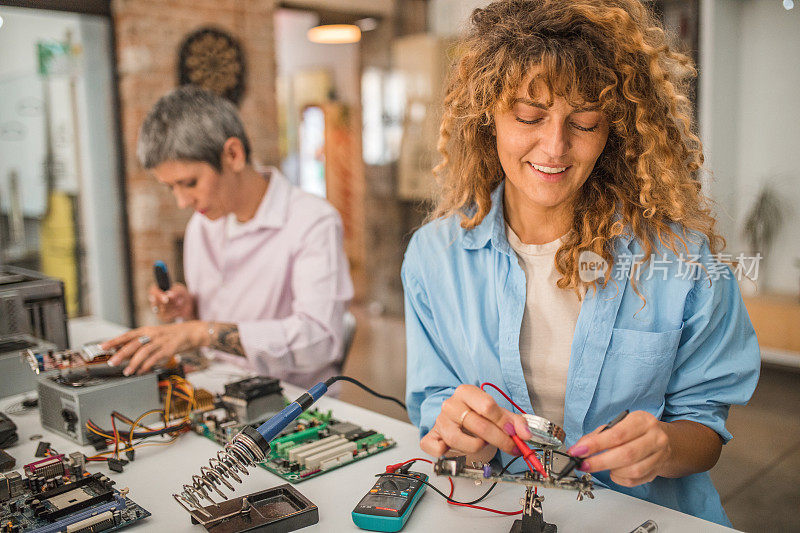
[352,471,427,532]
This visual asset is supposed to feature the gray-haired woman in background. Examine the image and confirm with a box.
[103,86,353,388]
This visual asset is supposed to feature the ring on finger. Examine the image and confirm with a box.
[457,408,471,429]
[138,335,152,345]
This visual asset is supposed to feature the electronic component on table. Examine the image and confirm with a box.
[629,520,658,533]
[221,376,284,424]
[0,265,70,350]
[0,450,14,472]
[521,413,566,449]
[352,471,427,532]
[158,373,215,421]
[188,484,318,533]
[190,376,394,483]
[1,453,146,531]
[18,451,86,484]
[0,458,149,533]
[0,412,18,448]
[435,407,594,533]
[37,371,160,445]
[23,342,117,376]
[165,387,214,421]
[176,375,403,519]
[192,404,396,483]
[0,334,57,399]
[433,446,594,496]
[77,342,116,363]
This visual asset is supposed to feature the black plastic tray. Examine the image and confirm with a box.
[190,484,319,533]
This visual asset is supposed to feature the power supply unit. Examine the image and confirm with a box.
[37,371,160,445]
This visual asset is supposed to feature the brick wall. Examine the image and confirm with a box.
[112,0,279,325]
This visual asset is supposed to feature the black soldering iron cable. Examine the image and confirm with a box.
[90,375,405,440]
[325,375,407,411]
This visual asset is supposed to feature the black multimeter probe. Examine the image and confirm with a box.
[555,409,629,480]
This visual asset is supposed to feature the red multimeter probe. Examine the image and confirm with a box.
[504,423,547,477]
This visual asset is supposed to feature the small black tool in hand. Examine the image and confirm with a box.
[555,409,630,480]
[154,260,171,291]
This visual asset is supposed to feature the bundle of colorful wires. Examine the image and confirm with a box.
[84,376,200,464]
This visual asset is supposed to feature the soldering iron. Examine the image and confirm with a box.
[173,375,406,517]
[228,380,332,463]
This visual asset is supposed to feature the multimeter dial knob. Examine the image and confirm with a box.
[381,479,409,491]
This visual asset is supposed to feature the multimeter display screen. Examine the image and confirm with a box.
[363,495,408,509]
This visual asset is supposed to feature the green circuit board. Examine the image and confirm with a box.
[191,407,396,482]
[0,469,150,533]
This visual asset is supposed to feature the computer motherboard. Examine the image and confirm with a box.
[191,407,396,483]
[0,453,150,532]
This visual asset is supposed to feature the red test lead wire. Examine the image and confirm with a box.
[480,382,527,414]
[385,457,432,473]
[480,382,545,477]
[386,458,521,516]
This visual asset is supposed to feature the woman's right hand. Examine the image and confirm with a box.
[148,282,195,322]
[420,384,532,457]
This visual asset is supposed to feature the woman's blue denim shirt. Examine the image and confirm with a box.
[402,183,760,526]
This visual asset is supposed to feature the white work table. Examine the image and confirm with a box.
[0,317,735,532]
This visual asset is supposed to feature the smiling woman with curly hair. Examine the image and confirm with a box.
[403,0,760,525]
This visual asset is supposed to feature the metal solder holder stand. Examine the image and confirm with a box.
[509,473,557,533]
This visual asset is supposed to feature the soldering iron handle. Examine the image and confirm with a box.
[255,382,328,443]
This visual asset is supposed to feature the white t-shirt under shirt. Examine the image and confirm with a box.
[506,225,581,428]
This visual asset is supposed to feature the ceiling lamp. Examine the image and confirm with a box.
[307,24,361,44]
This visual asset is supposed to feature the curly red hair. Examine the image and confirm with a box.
[432,0,724,297]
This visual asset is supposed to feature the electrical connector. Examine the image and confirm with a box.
[35,441,51,458]
[397,462,415,474]
[385,458,427,474]
[107,458,125,473]
[89,434,108,452]
[385,461,408,473]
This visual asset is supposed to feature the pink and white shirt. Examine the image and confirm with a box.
[184,168,353,387]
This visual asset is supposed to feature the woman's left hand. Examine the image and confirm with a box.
[102,321,208,376]
[567,410,672,487]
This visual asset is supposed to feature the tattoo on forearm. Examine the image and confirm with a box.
[210,323,246,357]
